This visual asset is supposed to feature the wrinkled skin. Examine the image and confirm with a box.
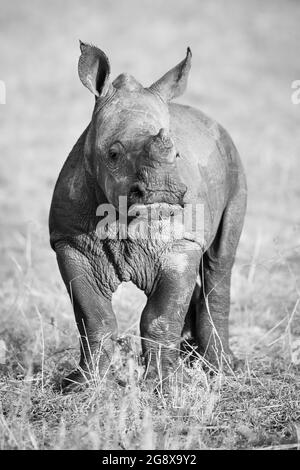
[49,42,247,391]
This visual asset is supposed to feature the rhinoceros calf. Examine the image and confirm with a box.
[49,42,247,391]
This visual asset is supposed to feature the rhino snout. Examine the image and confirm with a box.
[128,178,187,207]
[128,182,147,204]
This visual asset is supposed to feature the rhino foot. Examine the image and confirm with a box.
[231,355,245,371]
[201,349,245,375]
[144,362,192,398]
[61,369,91,393]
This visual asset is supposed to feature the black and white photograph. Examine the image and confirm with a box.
[0,0,299,452]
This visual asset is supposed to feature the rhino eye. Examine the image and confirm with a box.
[109,149,119,160]
[108,142,124,163]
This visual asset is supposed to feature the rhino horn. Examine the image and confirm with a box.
[156,128,173,148]
[149,48,192,102]
[78,41,114,99]
[149,128,176,163]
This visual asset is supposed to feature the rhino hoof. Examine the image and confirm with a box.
[232,356,245,371]
[61,369,90,393]
[144,364,192,397]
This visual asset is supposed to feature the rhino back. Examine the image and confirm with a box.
[169,102,242,190]
[169,102,245,246]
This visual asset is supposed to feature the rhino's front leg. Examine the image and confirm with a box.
[55,242,117,391]
[140,244,201,385]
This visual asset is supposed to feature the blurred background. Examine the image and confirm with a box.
[0,0,299,342]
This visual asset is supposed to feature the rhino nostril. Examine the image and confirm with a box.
[129,182,146,201]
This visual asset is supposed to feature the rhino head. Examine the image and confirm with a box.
[78,42,192,214]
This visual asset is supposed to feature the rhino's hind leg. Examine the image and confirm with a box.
[55,243,118,392]
[196,187,247,370]
[181,282,201,363]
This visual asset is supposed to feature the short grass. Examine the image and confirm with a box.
[0,0,300,450]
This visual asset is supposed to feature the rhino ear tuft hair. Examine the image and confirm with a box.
[78,41,113,99]
[149,48,192,102]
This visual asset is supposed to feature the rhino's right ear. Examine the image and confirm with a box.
[78,41,113,98]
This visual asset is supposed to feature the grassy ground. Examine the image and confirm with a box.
[0,0,300,450]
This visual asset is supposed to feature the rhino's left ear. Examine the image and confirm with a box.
[149,48,192,102]
[78,41,113,98]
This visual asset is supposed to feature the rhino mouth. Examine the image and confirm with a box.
[127,202,183,220]
[126,202,201,245]
[128,185,186,208]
